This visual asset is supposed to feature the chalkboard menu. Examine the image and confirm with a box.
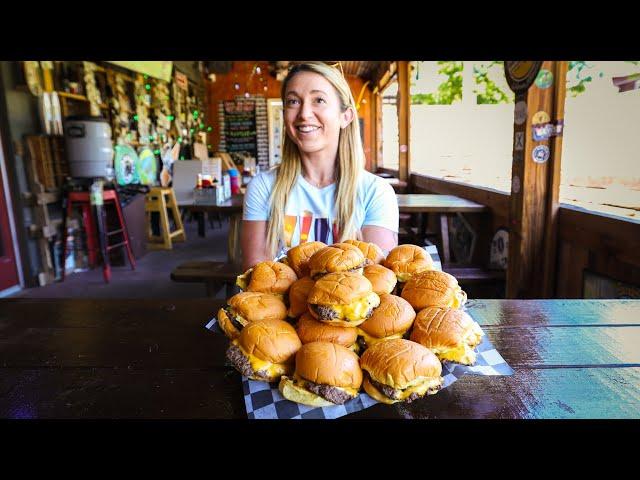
[222,99,258,158]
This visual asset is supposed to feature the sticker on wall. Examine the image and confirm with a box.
[535,69,554,89]
[512,175,521,194]
[532,145,550,163]
[489,228,509,270]
[532,111,550,125]
[533,120,564,141]
[514,101,527,125]
[514,132,524,151]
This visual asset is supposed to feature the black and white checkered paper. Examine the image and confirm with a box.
[204,244,513,419]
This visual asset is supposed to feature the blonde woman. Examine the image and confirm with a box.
[241,62,399,270]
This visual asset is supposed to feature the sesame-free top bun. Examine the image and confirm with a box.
[358,294,416,341]
[287,241,327,278]
[294,342,362,390]
[296,312,358,347]
[344,240,384,265]
[410,307,484,365]
[307,272,374,306]
[237,319,302,365]
[308,243,366,279]
[363,264,397,296]
[400,270,464,311]
[360,338,441,389]
[287,276,316,318]
[228,291,288,322]
[244,261,298,295]
[383,244,434,281]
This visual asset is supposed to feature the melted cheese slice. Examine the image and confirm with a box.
[235,270,252,290]
[294,374,359,398]
[434,321,484,365]
[234,341,289,379]
[393,376,443,400]
[321,292,380,321]
[357,329,404,348]
[396,273,412,283]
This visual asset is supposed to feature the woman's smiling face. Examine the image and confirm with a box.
[283,70,353,156]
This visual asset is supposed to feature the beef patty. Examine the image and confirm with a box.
[225,343,269,380]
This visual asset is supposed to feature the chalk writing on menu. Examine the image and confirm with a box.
[224,99,258,158]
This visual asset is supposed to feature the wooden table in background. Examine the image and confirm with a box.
[179,195,244,264]
[1,298,638,419]
[396,194,488,264]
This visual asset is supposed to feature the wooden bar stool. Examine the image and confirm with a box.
[145,187,186,250]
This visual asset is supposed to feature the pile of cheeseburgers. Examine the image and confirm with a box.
[217,241,484,407]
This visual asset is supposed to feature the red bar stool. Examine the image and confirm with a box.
[62,188,136,283]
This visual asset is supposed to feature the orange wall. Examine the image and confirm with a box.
[206,62,372,169]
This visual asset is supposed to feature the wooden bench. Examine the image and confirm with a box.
[170,261,242,297]
[442,265,506,298]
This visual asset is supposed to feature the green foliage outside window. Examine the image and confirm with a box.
[411,61,462,105]
[474,61,513,104]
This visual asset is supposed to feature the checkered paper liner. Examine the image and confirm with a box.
[204,245,512,419]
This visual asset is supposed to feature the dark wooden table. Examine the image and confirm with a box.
[179,195,244,264]
[396,194,488,264]
[1,298,638,419]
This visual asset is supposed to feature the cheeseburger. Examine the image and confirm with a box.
[296,312,359,353]
[360,339,443,404]
[400,270,467,311]
[307,272,380,327]
[357,294,416,350]
[279,342,362,406]
[287,276,316,320]
[308,243,366,280]
[344,239,384,265]
[383,244,434,292]
[226,319,301,382]
[235,261,298,298]
[217,291,287,339]
[286,241,327,278]
[410,307,484,365]
[363,264,397,296]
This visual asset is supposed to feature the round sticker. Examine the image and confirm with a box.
[532,111,550,125]
[512,176,521,194]
[535,69,554,89]
[514,101,527,125]
[400,144,408,153]
[532,145,550,163]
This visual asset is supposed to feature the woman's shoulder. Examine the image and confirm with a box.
[358,170,394,194]
[247,167,278,191]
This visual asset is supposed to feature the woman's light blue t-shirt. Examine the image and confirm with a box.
[243,169,399,249]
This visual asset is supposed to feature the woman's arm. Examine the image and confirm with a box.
[240,220,271,271]
[361,225,398,253]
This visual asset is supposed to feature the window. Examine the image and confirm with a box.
[409,61,514,192]
[561,61,640,220]
[381,78,398,170]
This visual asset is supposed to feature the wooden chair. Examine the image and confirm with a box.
[145,187,186,250]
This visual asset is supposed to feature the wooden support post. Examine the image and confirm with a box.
[541,61,568,298]
[507,61,567,299]
[397,61,410,183]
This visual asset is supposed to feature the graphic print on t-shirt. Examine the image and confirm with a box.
[284,215,297,247]
[299,211,313,243]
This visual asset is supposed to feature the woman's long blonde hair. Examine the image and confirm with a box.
[265,62,365,258]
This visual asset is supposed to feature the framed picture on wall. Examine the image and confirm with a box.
[267,98,283,168]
